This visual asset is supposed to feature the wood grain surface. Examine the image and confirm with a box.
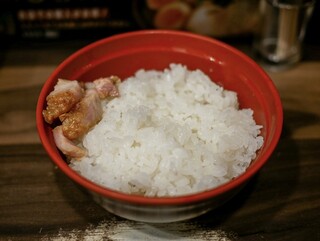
[0,41,319,241]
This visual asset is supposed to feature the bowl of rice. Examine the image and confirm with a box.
[36,30,283,223]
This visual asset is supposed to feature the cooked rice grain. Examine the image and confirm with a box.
[70,64,264,197]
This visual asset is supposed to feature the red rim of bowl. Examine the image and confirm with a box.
[36,30,283,206]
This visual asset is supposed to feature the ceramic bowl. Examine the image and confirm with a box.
[36,30,283,223]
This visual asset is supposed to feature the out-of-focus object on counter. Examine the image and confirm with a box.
[0,0,137,41]
[1,0,318,43]
[253,0,315,72]
[133,0,261,38]
[0,0,262,42]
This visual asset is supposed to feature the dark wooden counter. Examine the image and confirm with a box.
[0,40,319,241]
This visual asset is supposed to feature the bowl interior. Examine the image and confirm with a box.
[37,30,283,204]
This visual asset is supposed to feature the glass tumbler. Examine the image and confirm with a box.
[254,0,315,71]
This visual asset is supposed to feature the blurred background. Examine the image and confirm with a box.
[0,0,318,47]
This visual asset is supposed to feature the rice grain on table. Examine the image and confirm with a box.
[70,64,264,197]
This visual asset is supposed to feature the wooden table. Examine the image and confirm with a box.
[1,40,319,241]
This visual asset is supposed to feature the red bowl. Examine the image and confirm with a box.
[36,30,283,222]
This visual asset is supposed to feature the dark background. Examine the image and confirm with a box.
[0,0,319,45]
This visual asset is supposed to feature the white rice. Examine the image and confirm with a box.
[70,64,264,197]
